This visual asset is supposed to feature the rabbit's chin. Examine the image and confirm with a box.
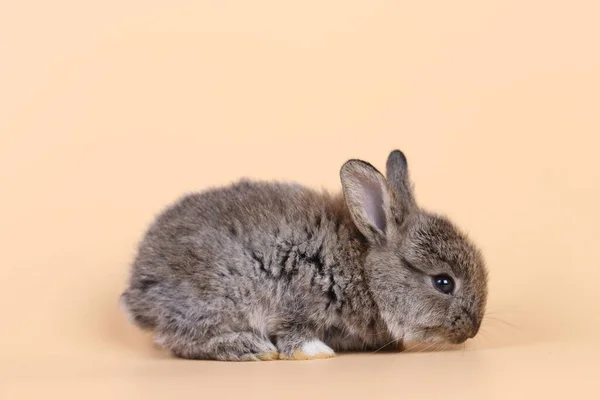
[403,330,448,345]
[383,318,450,345]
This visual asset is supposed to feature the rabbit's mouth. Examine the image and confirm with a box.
[404,325,454,345]
[382,315,464,345]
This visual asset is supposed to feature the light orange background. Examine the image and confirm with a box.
[1,1,599,399]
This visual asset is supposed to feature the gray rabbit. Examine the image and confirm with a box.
[120,150,488,361]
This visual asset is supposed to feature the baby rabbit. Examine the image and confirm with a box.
[120,150,488,361]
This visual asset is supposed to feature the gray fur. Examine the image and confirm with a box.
[120,150,488,361]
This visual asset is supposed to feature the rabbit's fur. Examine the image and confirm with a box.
[120,150,488,361]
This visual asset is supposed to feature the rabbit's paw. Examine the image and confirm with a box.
[279,339,335,360]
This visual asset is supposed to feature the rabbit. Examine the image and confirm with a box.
[120,150,488,361]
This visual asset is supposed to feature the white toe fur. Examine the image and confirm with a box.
[300,339,335,356]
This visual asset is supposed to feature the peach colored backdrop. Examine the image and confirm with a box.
[1,1,598,399]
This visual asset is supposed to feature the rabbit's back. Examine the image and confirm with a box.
[147,179,334,242]
[139,179,346,273]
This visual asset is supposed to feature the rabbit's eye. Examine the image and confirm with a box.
[432,274,455,295]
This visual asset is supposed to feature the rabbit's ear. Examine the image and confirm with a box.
[385,150,416,214]
[340,160,393,243]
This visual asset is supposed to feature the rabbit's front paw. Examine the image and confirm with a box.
[279,339,335,360]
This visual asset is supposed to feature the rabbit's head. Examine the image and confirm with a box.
[340,150,488,344]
